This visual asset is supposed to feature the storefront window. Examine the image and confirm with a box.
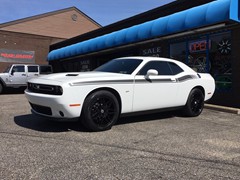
[209,32,232,91]
[60,59,92,72]
[188,36,208,73]
[170,31,232,92]
[170,42,186,62]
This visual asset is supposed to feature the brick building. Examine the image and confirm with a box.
[0,7,101,72]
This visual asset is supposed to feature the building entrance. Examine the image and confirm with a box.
[170,31,232,92]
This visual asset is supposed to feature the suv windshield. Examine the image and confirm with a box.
[95,58,142,74]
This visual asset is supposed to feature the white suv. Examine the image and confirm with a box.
[0,64,52,94]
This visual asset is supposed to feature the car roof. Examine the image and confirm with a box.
[116,56,195,74]
[116,56,181,63]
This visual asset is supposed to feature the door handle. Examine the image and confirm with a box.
[22,74,26,76]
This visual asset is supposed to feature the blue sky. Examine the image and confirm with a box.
[0,0,175,26]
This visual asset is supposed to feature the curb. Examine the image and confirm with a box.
[205,104,240,115]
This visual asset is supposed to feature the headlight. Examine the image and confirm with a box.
[27,82,63,95]
[55,86,63,95]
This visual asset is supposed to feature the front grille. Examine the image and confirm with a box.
[28,82,63,95]
[30,103,52,116]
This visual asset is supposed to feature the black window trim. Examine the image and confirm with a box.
[12,65,25,73]
[27,65,39,73]
[137,60,183,76]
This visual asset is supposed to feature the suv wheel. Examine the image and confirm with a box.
[0,83,3,94]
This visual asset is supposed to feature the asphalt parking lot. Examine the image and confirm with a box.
[0,93,240,179]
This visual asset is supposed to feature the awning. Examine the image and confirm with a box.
[48,0,240,61]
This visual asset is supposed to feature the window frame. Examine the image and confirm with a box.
[27,65,39,73]
[137,60,183,76]
[12,65,25,73]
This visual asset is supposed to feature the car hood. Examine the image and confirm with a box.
[0,73,8,76]
[28,71,133,85]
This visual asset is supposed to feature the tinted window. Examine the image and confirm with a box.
[40,65,52,74]
[138,61,172,75]
[95,59,142,74]
[13,65,24,72]
[168,62,183,75]
[28,66,38,73]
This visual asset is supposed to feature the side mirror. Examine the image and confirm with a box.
[145,69,158,78]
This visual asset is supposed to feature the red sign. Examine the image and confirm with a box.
[0,53,34,59]
[189,40,211,53]
[0,49,35,63]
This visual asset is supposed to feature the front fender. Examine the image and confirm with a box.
[0,77,6,87]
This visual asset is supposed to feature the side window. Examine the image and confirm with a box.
[168,62,183,75]
[138,61,173,75]
[12,65,25,73]
[28,66,38,73]
[40,65,52,74]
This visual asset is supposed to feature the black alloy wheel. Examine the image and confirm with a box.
[82,90,120,131]
[184,88,204,117]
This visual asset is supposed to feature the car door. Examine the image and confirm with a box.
[27,65,39,80]
[9,65,27,85]
[132,61,180,112]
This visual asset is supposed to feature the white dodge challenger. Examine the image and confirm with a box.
[25,57,215,131]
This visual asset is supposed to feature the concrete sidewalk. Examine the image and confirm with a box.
[205,104,240,115]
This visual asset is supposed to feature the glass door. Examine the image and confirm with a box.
[187,36,209,73]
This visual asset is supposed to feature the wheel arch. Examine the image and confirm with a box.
[84,87,122,113]
[0,78,5,94]
[184,85,205,106]
[0,77,6,86]
[192,85,205,97]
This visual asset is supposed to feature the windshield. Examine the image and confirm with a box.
[94,58,142,74]
[3,65,11,73]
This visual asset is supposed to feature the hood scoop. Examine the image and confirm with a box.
[66,74,79,76]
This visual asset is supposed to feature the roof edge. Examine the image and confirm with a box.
[48,0,235,61]
[50,0,215,51]
[0,6,102,29]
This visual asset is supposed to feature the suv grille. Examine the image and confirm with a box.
[28,83,63,95]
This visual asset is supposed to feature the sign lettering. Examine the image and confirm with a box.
[0,49,35,63]
[141,47,162,57]
[189,40,211,53]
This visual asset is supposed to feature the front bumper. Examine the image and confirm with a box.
[25,89,83,120]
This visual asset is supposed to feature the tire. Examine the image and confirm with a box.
[0,83,3,94]
[183,88,204,117]
[81,90,120,131]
